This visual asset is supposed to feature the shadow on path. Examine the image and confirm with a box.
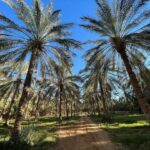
[57,116,117,150]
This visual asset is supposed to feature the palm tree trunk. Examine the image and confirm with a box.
[99,80,108,117]
[118,49,150,122]
[55,101,58,117]
[59,83,63,122]
[11,51,37,143]
[0,90,12,120]
[65,98,69,119]
[0,100,8,119]
[71,102,73,117]
[0,93,8,119]
[35,94,41,119]
[90,99,95,115]
[24,101,30,119]
[4,84,19,126]
[74,102,76,116]
[64,93,69,118]
[95,95,101,116]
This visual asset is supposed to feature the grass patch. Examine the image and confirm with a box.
[0,116,58,150]
[91,114,150,150]
[0,115,80,150]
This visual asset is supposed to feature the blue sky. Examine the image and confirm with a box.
[0,0,150,75]
[0,0,98,75]
[1,0,150,100]
[54,0,97,74]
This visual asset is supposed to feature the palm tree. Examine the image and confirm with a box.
[64,81,81,118]
[81,0,150,121]
[30,78,48,119]
[81,59,114,119]
[0,63,23,121]
[45,64,81,121]
[2,63,27,126]
[0,79,12,119]
[0,0,81,143]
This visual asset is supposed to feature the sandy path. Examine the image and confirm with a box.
[57,116,117,150]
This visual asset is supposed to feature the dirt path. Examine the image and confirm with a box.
[57,116,117,150]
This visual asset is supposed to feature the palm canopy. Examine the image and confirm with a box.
[81,0,150,121]
[80,60,114,117]
[80,59,119,94]
[81,0,150,65]
[0,1,82,141]
[45,65,81,99]
[0,63,27,99]
[0,0,81,76]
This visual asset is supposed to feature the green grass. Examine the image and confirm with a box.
[0,116,80,150]
[91,114,150,150]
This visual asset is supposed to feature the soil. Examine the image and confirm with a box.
[56,116,117,150]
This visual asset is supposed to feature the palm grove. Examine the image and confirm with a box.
[0,0,150,146]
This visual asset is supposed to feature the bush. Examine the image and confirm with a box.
[0,125,48,150]
[20,124,47,146]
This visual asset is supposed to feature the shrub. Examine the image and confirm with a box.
[20,124,47,146]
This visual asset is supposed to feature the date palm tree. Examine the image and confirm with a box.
[81,0,150,121]
[0,0,81,143]
[0,63,27,126]
[81,59,115,119]
[0,63,22,120]
[45,64,81,121]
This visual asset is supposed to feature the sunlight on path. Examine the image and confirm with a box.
[57,117,117,150]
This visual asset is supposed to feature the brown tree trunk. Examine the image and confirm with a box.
[35,93,41,119]
[65,98,69,119]
[73,102,76,116]
[0,91,11,119]
[0,100,8,119]
[95,95,101,116]
[59,83,63,122]
[55,101,58,117]
[24,100,30,119]
[11,51,37,143]
[90,99,95,115]
[4,82,19,126]
[71,102,73,117]
[118,49,150,122]
[99,79,108,117]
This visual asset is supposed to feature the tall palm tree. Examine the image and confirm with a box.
[45,64,81,121]
[29,78,48,118]
[0,63,23,120]
[81,0,150,121]
[0,0,81,143]
[1,63,27,126]
[81,59,115,119]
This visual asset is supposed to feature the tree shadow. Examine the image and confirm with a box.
[0,116,81,150]
[56,117,117,150]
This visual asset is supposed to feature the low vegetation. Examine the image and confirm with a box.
[0,116,57,150]
[91,114,150,150]
[0,116,80,150]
